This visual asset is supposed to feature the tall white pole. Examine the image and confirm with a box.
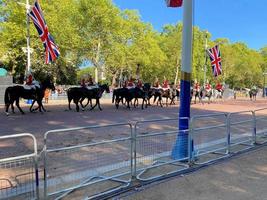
[26,0,31,73]
[172,0,193,159]
[203,32,208,85]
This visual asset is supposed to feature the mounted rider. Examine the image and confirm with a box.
[24,71,40,90]
[80,78,86,87]
[153,77,160,88]
[194,79,201,92]
[162,76,170,91]
[126,76,135,89]
[136,79,143,89]
[205,80,212,93]
[215,81,223,92]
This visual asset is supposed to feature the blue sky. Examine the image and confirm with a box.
[112,0,267,50]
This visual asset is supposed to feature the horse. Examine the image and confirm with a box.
[191,88,201,104]
[199,87,213,104]
[249,88,258,101]
[112,86,149,110]
[213,89,224,100]
[112,87,128,109]
[4,77,55,115]
[67,84,110,112]
[133,83,151,108]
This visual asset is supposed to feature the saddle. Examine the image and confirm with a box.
[22,81,40,90]
[86,85,99,90]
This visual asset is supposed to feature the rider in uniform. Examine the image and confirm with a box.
[25,71,39,89]
[162,76,169,90]
[194,79,201,92]
[136,79,143,89]
[127,76,135,89]
[153,77,160,88]
[215,81,223,92]
[205,80,212,93]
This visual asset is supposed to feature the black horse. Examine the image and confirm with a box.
[4,78,55,115]
[249,88,258,101]
[112,86,149,109]
[67,84,110,112]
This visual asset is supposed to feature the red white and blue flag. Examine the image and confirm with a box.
[165,0,183,7]
[29,1,60,64]
[207,45,222,77]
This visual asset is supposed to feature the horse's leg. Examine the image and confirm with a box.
[37,100,43,113]
[165,97,168,107]
[68,97,72,110]
[97,99,102,111]
[74,99,79,112]
[5,101,11,116]
[15,99,25,114]
[141,99,144,110]
[134,98,138,108]
[90,99,99,111]
[30,100,36,112]
[11,102,15,113]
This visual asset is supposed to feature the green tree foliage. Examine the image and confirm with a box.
[0,0,265,88]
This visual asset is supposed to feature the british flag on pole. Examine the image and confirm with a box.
[207,45,222,77]
[165,0,183,7]
[29,0,60,64]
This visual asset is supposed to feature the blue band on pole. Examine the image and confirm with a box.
[171,79,191,159]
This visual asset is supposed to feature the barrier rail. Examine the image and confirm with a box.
[1,108,267,199]
[134,118,189,181]
[254,108,267,144]
[228,111,255,153]
[43,123,133,200]
[190,113,229,165]
[0,133,39,200]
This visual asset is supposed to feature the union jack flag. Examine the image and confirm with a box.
[165,0,183,7]
[29,1,60,64]
[207,45,222,77]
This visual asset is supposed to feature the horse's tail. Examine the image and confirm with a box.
[112,89,116,103]
[4,87,11,105]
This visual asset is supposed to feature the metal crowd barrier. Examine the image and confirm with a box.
[254,108,267,144]
[43,123,133,200]
[190,113,229,165]
[228,111,256,153]
[2,108,267,200]
[134,118,190,181]
[0,133,39,200]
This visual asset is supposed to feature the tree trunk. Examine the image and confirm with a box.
[174,58,180,86]
[111,70,119,88]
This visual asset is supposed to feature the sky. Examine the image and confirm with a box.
[112,0,267,50]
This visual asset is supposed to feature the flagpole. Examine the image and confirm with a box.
[171,0,193,159]
[203,31,208,86]
[26,0,31,73]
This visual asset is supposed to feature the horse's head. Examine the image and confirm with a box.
[41,77,55,91]
[100,84,110,93]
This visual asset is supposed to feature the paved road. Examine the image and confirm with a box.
[0,98,267,152]
[118,145,267,200]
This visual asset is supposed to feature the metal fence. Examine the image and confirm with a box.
[43,123,133,200]
[228,111,256,153]
[254,108,267,144]
[134,118,189,181]
[0,133,39,200]
[1,108,267,199]
[189,113,229,165]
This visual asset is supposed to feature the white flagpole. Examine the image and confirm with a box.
[171,0,193,159]
[26,0,31,73]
